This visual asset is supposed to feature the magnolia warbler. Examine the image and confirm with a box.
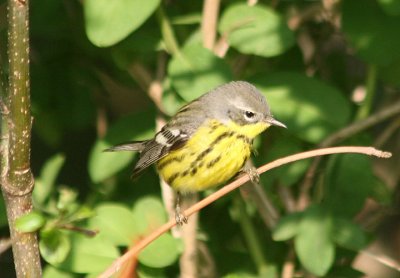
[106,81,286,224]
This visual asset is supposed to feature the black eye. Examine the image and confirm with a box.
[244,111,255,119]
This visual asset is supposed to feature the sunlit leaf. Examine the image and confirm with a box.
[132,196,167,233]
[15,211,46,233]
[55,232,119,273]
[89,111,155,183]
[138,233,180,268]
[89,203,137,246]
[34,153,65,205]
[168,43,233,101]
[40,230,71,265]
[272,212,302,241]
[251,72,351,143]
[84,0,161,47]
[219,4,294,57]
[295,206,335,276]
[43,265,74,278]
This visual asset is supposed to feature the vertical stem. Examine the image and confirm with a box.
[233,194,269,276]
[156,7,180,56]
[1,0,42,277]
[357,64,377,120]
[201,0,220,50]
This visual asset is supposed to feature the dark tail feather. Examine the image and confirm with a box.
[103,141,147,152]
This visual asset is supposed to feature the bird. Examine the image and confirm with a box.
[105,81,286,224]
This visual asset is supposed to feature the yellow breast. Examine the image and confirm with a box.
[157,119,269,193]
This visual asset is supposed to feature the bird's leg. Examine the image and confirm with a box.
[242,160,260,184]
[175,192,188,225]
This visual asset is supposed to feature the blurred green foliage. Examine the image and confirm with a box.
[1,0,399,277]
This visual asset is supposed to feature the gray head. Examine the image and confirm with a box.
[201,81,286,128]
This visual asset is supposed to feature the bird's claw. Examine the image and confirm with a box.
[245,166,260,184]
[175,208,188,226]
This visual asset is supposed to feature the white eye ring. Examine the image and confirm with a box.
[244,110,256,121]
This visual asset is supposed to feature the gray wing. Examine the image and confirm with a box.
[131,127,189,177]
[132,99,208,177]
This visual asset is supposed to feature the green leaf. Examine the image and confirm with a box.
[55,232,119,274]
[132,196,167,233]
[295,206,335,276]
[137,265,168,278]
[88,111,155,183]
[219,3,294,57]
[222,273,259,278]
[343,0,400,65]
[370,178,392,205]
[138,233,180,268]
[15,211,46,232]
[251,72,351,143]
[34,153,65,205]
[379,57,400,86]
[68,206,95,223]
[89,203,137,246]
[161,86,186,116]
[325,155,374,217]
[168,43,233,101]
[56,187,78,212]
[84,0,161,47]
[272,212,302,241]
[171,13,202,25]
[43,265,75,278]
[326,266,365,278]
[40,230,71,265]
[378,0,400,16]
[332,218,367,251]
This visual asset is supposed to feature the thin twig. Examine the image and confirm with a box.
[360,250,400,272]
[240,182,279,229]
[298,100,400,210]
[375,116,400,148]
[248,0,258,6]
[201,0,220,50]
[213,35,230,58]
[213,18,254,58]
[278,185,297,213]
[97,146,391,278]
[127,61,167,114]
[0,237,13,255]
[281,247,296,278]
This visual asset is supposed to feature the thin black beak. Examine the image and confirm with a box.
[265,116,287,128]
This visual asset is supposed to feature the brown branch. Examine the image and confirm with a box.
[98,146,391,278]
[201,0,220,50]
[0,0,42,276]
[297,100,400,210]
